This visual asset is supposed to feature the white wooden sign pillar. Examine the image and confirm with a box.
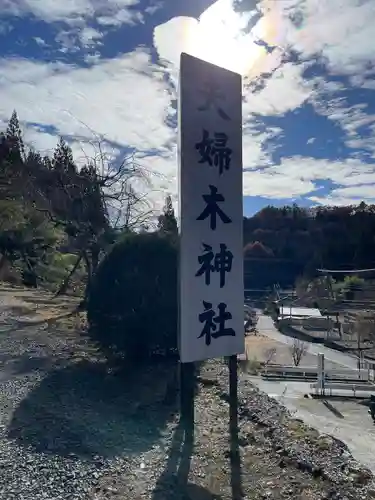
[178,52,244,363]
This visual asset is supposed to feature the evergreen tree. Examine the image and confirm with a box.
[42,155,52,170]
[53,137,76,174]
[158,195,178,237]
[6,110,24,161]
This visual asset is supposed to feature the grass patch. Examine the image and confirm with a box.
[316,436,332,451]
[287,419,319,442]
[239,355,262,375]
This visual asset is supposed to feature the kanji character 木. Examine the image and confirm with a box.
[196,185,232,230]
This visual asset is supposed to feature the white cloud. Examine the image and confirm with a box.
[84,52,102,64]
[34,37,48,47]
[153,1,266,77]
[153,6,314,120]
[242,125,281,170]
[243,168,315,198]
[274,157,375,188]
[309,76,375,159]
[243,62,312,117]
[54,25,104,53]
[97,8,143,27]
[2,0,375,211]
[145,2,163,17]
[242,156,375,199]
[22,127,60,156]
[264,0,375,165]
[328,185,375,198]
[79,27,104,47]
[0,20,13,35]
[131,148,178,217]
[0,48,176,212]
[0,0,144,53]
[0,49,173,152]
[0,0,142,25]
[310,184,375,206]
[277,0,375,74]
[2,0,92,22]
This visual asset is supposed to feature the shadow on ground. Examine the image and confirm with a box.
[20,296,76,307]
[152,420,223,500]
[5,354,64,376]
[322,399,345,419]
[14,311,77,328]
[0,304,77,331]
[7,359,178,459]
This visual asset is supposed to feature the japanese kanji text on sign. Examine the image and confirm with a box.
[178,52,244,363]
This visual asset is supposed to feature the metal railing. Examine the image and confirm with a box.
[262,364,372,382]
[310,381,374,396]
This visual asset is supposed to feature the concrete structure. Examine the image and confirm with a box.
[278,306,322,319]
[276,306,334,331]
[302,316,334,331]
[277,306,334,332]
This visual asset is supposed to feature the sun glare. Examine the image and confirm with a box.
[185,0,268,76]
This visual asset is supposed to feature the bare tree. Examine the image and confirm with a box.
[352,312,375,343]
[263,347,276,366]
[34,137,155,300]
[76,138,154,231]
[289,339,307,366]
[349,312,375,369]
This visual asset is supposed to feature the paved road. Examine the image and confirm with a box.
[256,313,360,371]
[248,375,375,472]
[251,314,375,472]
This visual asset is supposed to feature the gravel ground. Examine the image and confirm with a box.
[0,290,176,500]
[93,360,375,499]
[0,317,178,500]
[1,288,375,499]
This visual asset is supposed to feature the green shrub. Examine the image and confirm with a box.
[87,232,178,362]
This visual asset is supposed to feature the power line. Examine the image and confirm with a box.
[318,267,375,274]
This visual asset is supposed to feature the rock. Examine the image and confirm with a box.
[297,458,314,474]
[105,486,118,494]
[312,466,323,478]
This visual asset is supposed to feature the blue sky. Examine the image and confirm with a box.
[0,0,375,217]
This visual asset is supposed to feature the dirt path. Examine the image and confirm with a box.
[0,284,79,324]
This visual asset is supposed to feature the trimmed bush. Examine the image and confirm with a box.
[87,232,178,362]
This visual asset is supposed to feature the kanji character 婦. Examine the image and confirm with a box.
[195,129,232,175]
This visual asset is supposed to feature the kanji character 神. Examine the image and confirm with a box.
[195,243,233,288]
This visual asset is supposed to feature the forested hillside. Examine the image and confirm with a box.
[243,204,375,288]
